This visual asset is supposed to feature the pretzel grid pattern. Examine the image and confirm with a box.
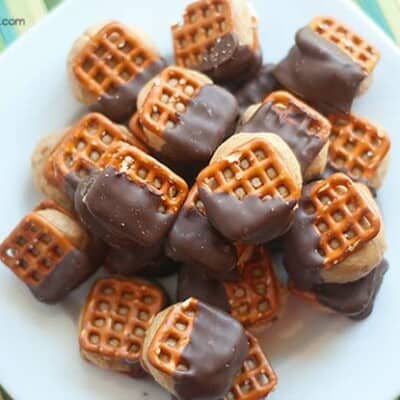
[306,173,380,268]
[0,213,72,286]
[99,143,188,213]
[328,113,390,180]
[45,113,137,187]
[310,16,379,73]
[80,277,164,361]
[224,246,279,327]
[139,67,203,134]
[226,334,277,400]
[73,22,159,97]
[263,91,331,140]
[172,0,234,68]
[148,298,198,376]
[197,140,300,202]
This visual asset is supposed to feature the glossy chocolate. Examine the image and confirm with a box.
[198,189,297,244]
[105,244,179,278]
[91,59,166,122]
[30,248,99,303]
[173,301,249,400]
[194,32,262,85]
[283,183,325,290]
[161,84,239,164]
[314,258,388,320]
[241,100,326,173]
[273,27,366,114]
[177,265,231,313]
[166,205,237,281]
[232,63,280,110]
[75,166,175,248]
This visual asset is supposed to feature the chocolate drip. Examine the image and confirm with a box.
[91,59,166,122]
[75,166,175,248]
[283,182,324,290]
[231,63,280,110]
[173,301,248,400]
[177,265,231,313]
[162,84,239,164]
[198,189,297,244]
[194,32,262,85]
[241,101,326,173]
[314,259,388,320]
[273,27,366,114]
[105,245,179,278]
[30,248,99,303]
[166,205,237,280]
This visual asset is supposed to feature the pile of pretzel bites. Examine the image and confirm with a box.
[0,0,391,399]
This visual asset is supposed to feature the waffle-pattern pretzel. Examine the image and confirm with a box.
[305,173,380,268]
[172,0,235,68]
[0,212,74,287]
[98,143,188,214]
[79,277,165,367]
[73,22,161,98]
[197,139,300,202]
[44,113,140,189]
[147,298,198,376]
[226,333,277,400]
[328,113,390,181]
[262,91,331,142]
[309,16,379,74]
[139,66,204,135]
[224,246,280,328]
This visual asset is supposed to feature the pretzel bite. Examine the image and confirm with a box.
[240,91,331,181]
[171,0,262,85]
[283,173,386,289]
[79,276,166,377]
[231,63,281,111]
[166,184,237,280]
[196,133,302,244]
[75,142,188,248]
[178,245,286,332]
[31,113,145,207]
[142,297,249,399]
[104,244,179,278]
[132,66,239,165]
[68,21,165,122]
[290,258,388,320]
[0,200,104,303]
[325,113,390,191]
[274,16,380,114]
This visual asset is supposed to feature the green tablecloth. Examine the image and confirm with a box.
[0,0,398,51]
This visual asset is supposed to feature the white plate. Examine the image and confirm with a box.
[0,0,399,399]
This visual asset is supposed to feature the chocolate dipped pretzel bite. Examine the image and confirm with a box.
[196,133,302,243]
[0,200,104,303]
[68,21,165,121]
[171,0,261,85]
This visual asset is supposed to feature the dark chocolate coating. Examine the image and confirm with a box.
[105,244,179,278]
[273,27,366,114]
[177,265,230,313]
[161,84,239,164]
[173,301,249,400]
[30,248,100,303]
[198,189,297,244]
[194,33,262,85]
[241,100,326,174]
[91,59,166,122]
[314,259,388,320]
[232,63,280,110]
[283,182,325,290]
[166,205,237,281]
[75,166,175,248]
